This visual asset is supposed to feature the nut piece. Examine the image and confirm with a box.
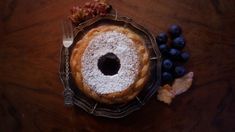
[157,84,174,104]
[157,72,194,104]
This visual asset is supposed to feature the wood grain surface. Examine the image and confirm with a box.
[1,0,235,131]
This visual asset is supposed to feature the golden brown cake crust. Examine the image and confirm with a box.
[70,25,150,104]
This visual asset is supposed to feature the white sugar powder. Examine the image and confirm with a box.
[81,31,139,94]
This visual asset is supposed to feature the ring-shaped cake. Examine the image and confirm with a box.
[70,25,150,104]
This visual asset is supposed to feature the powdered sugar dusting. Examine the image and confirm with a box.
[81,31,140,94]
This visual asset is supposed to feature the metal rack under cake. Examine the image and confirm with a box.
[59,15,162,118]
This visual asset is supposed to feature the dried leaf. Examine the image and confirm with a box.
[172,72,194,95]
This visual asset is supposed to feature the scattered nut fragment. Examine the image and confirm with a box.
[157,84,174,104]
[157,72,194,104]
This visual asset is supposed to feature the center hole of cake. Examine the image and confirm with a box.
[98,53,120,76]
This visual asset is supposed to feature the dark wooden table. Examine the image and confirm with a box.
[1,0,235,131]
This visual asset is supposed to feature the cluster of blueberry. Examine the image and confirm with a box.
[156,25,190,85]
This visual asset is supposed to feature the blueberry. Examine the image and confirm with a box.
[172,36,185,50]
[168,48,180,59]
[162,59,173,71]
[162,72,173,83]
[180,51,190,62]
[159,44,168,55]
[156,32,168,45]
[169,24,182,38]
[174,66,186,77]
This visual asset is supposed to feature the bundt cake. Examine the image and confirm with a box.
[70,25,150,104]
